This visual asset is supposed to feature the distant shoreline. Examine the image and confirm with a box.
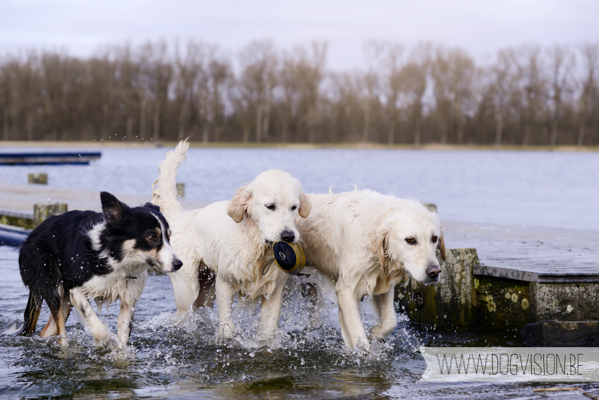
[0,140,597,152]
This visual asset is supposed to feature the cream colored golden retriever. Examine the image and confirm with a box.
[297,189,445,350]
[152,140,311,339]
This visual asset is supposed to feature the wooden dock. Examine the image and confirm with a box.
[445,220,599,283]
[0,151,101,165]
[0,183,209,246]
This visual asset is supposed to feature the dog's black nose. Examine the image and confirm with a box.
[172,259,183,271]
[426,265,441,280]
[280,230,295,243]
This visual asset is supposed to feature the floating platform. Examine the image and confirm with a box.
[0,223,30,246]
[0,151,101,165]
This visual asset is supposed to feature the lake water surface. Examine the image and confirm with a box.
[1,146,598,399]
[1,147,597,231]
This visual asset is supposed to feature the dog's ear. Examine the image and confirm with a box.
[143,202,160,212]
[437,230,446,261]
[227,185,251,223]
[299,189,311,218]
[368,224,390,268]
[101,192,130,222]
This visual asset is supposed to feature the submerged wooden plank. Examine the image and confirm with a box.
[522,320,599,347]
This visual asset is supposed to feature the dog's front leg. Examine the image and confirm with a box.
[117,301,134,345]
[257,281,286,339]
[336,286,370,350]
[215,276,236,339]
[370,289,397,339]
[70,289,114,342]
[168,256,200,313]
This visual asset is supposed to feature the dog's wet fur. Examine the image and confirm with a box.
[10,192,182,346]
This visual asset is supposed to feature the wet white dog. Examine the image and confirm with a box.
[152,140,311,339]
[297,189,445,350]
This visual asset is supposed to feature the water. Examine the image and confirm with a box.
[1,147,599,398]
[0,245,569,399]
[0,147,598,230]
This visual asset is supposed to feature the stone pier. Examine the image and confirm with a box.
[396,244,599,346]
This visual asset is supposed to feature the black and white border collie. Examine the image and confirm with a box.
[11,192,182,346]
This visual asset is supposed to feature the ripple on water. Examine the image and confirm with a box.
[2,245,598,398]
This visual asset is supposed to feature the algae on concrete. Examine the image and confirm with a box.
[476,276,530,332]
[395,248,479,330]
[530,283,599,322]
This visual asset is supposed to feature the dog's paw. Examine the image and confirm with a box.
[93,331,118,347]
[369,321,397,340]
[58,335,69,347]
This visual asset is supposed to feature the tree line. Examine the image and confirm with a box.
[1,40,598,146]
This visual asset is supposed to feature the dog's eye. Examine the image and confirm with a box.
[405,237,417,245]
[432,235,438,243]
[147,234,158,242]
[291,205,297,211]
[266,204,276,211]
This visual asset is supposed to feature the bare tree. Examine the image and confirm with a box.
[431,46,476,144]
[546,45,575,146]
[278,42,327,143]
[206,57,233,142]
[484,49,520,147]
[326,71,362,143]
[514,46,547,146]
[1,40,599,146]
[174,40,203,141]
[238,40,278,143]
[577,43,599,147]
[374,43,405,146]
[138,41,172,143]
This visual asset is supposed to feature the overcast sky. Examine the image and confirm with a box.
[0,0,597,69]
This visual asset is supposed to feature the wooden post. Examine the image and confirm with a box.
[33,203,67,228]
[176,183,185,198]
[424,203,437,213]
[395,248,479,330]
[28,173,48,185]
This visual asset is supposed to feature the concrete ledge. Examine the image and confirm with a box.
[476,275,530,332]
[530,283,599,322]
[474,265,599,283]
[396,248,599,343]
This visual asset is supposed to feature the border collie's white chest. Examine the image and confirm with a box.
[79,269,148,310]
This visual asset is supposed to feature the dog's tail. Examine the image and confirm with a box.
[3,291,42,336]
[152,139,189,221]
